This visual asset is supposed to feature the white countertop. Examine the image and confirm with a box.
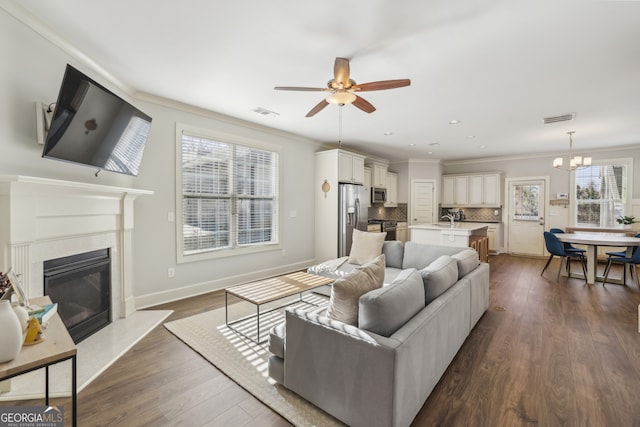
[409,222,488,236]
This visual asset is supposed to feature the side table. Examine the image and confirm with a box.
[0,296,77,426]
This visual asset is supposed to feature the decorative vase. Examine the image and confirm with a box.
[0,300,24,363]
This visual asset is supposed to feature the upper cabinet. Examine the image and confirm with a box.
[442,175,469,205]
[371,163,388,188]
[442,172,502,207]
[384,172,398,207]
[363,167,372,207]
[337,151,365,184]
[482,173,501,206]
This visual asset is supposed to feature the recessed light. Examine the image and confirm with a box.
[428,142,440,147]
[383,131,393,136]
[427,151,433,155]
[408,143,416,147]
[467,135,476,139]
[479,145,487,149]
[449,119,460,124]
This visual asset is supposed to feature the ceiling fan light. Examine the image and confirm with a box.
[326,91,356,105]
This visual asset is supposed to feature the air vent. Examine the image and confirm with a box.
[252,107,280,117]
[542,112,575,124]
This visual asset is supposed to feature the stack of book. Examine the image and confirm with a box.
[28,303,58,325]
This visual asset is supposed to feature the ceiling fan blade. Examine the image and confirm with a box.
[334,58,351,88]
[274,86,328,92]
[353,95,376,113]
[351,79,411,92]
[306,99,329,117]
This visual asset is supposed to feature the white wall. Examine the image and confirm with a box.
[0,7,320,308]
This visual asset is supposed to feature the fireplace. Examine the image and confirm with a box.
[44,249,112,343]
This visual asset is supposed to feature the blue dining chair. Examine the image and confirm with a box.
[550,228,586,273]
[550,228,587,257]
[541,231,588,283]
[602,234,640,286]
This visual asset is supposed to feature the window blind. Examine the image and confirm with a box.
[180,132,278,255]
[575,163,627,227]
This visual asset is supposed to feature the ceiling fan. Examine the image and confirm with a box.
[275,57,411,117]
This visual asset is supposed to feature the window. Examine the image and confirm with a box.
[177,125,279,261]
[512,183,542,220]
[572,158,633,227]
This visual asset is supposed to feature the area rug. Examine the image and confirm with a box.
[164,295,345,427]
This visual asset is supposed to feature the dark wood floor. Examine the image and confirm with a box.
[4,254,640,426]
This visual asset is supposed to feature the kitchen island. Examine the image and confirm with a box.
[410,222,489,248]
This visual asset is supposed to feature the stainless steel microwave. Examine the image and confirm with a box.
[371,187,387,204]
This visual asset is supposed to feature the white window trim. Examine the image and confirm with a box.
[175,122,282,264]
[569,157,634,227]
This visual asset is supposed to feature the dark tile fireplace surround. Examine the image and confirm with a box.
[43,248,112,343]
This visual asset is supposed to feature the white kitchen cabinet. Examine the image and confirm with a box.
[364,167,372,207]
[487,225,497,252]
[442,172,501,207]
[338,151,365,184]
[454,176,468,205]
[371,163,388,188]
[315,149,366,262]
[384,172,398,207]
[468,175,483,205]
[483,173,501,206]
[442,176,455,206]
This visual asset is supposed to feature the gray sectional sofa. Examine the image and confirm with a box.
[268,241,490,427]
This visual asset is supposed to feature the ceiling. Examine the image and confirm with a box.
[10,0,640,162]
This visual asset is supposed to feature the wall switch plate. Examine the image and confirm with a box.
[168,268,175,278]
[168,212,175,222]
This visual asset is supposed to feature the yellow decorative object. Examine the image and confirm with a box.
[321,180,330,198]
[24,317,44,345]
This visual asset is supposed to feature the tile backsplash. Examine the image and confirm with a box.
[441,206,502,222]
[369,203,408,222]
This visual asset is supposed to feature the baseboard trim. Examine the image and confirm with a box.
[134,259,318,309]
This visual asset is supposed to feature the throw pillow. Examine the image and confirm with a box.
[452,248,480,279]
[327,254,385,325]
[348,229,387,265]
[359,268,425,337]
[420,255,459,305]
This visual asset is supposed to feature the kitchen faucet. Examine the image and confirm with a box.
[441,213,456,227]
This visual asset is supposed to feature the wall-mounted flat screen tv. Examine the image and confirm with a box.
[42,64,152,176]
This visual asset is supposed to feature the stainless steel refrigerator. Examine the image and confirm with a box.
[338,183,368,257]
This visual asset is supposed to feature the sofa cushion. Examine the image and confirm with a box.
[326,254,385,325]
[348,229,387,265]
[359,268,425,337]
[268,322,286,359]
[452,248,480,278]
[421,255,459,304]
[382,241,404,269]
[402,242,465,270]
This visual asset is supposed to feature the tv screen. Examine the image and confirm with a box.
[43,64,152,176]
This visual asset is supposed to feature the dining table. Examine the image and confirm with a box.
[556,231,640,285]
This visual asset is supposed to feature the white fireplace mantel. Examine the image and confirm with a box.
[0,175,153,318]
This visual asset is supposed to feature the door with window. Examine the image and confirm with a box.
[508,179,546,256]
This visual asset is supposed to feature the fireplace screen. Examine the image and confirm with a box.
[44,248,111,343]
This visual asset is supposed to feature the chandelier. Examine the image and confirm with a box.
[553,131,592,171]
